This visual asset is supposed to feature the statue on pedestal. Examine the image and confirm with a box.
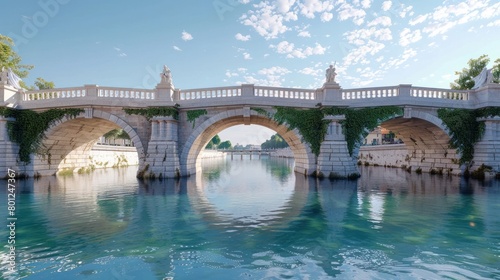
[472,67,494,89]
[160,65,172,84]
[325,63,337,83]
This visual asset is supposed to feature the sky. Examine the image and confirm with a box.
[1,0,499,145]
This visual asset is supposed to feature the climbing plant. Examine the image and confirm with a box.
[248,106,403,157]
[186,109,207,128]
[273,107,328,156]
[1,108,84,163]
[322,106,403,156]
[438,107,500,164]
[124,106,178,120]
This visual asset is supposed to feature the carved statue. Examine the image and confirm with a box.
[160,65,172,84]
[472,67,494,89]
[325,64,337,83]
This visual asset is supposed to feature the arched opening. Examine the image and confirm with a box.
[179,109,316,177]
[34,110,146,176]
[357,114,460,174]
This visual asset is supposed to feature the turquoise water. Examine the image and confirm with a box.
[1,157,500,279]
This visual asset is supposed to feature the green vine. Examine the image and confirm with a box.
[438,107,500,164]
[273,107,328,156]
[186,109,207,128]
[269,106,402,157]
[1,108,84,163]
[322,106,403,155]
[124,106,178,120]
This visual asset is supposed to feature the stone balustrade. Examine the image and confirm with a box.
[177,86,241,100]
[97,87,156,100]
[410,86,469,100]
[254,86,317,100]
[342,86,399,100]
[9,82,496,110]
[23,87,87,101]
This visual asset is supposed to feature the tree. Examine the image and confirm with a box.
[34,77,55,90]
[0,34,33,78]
[205,134,221,149]
[261,134,289,149]
[450,54,500,90]
[218,140,232,149]
[103,129,130,145]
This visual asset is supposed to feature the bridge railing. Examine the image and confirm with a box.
[254,86,317,100]
[176,86,241,100]
[342,86,399,100]
[410,86,469,100]
[97,86,156,100]
[23,87,87,101]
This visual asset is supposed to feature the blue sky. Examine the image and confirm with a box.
[1,0,500,145]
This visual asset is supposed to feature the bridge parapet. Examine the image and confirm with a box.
[9,81,500,110]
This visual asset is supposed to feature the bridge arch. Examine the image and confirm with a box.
[359,110,461,173]
[179,108,316,176]
[34,109,146,176]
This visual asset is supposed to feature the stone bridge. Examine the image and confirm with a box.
[1,68,500,179]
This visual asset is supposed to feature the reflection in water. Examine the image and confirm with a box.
[1,162,499,279]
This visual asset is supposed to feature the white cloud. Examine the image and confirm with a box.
[298,30,311,37]
[409,14,428,25]
[299,67,322,76]
[237,66,291,86]
[182,31,193,41]
[243,52,252,60]
[342,40,385,67]
[487,19,500,27]
[225,70,239,78]
[337,3,366,25]
[399,5,413,18]
[240,1,297,40]
[299,0,334,19]
[173,46,182,51]
[321,12,334,21]
[384,48,417,68]
[344,27,392,45]
[381,1,392,11]
[399,28,422,46]
[367,16,392,27]
[360,0,372,9]
[271,40,326,58]
[235,33,251,41]
[277,0,296,14]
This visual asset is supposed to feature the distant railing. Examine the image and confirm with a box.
[254,86,317,100]
[410,87,469,100]
[178,86,241,100]
[97,87,156,99]
[23,87,87,101]
[342,86,399,100]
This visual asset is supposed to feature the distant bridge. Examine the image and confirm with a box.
[1,67,500,178]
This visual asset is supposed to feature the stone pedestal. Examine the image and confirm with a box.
[143,116,180,178]
[322,82,341,104]
[472,117,500,171]
[155,83,175,103]
[317,115,359,178]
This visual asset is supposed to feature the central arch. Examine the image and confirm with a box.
[179,108,316,177]
[34,109,147,176]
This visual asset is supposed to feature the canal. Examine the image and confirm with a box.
[1,156,499,279]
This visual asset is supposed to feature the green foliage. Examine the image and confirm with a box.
[2,108,84,163]
[205,134,221,149]
[34,77,55,90]
[493,58,500,83]
[322,106,403,155]
[218,140,232,149]
[261,133,289,149]
[186,109,207,128]
[273,107,328,156]
[124,107,178,120]
[103,129,130,141]
[451,54,490,90]
[438,107,500,164]
[0,35,33,78]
